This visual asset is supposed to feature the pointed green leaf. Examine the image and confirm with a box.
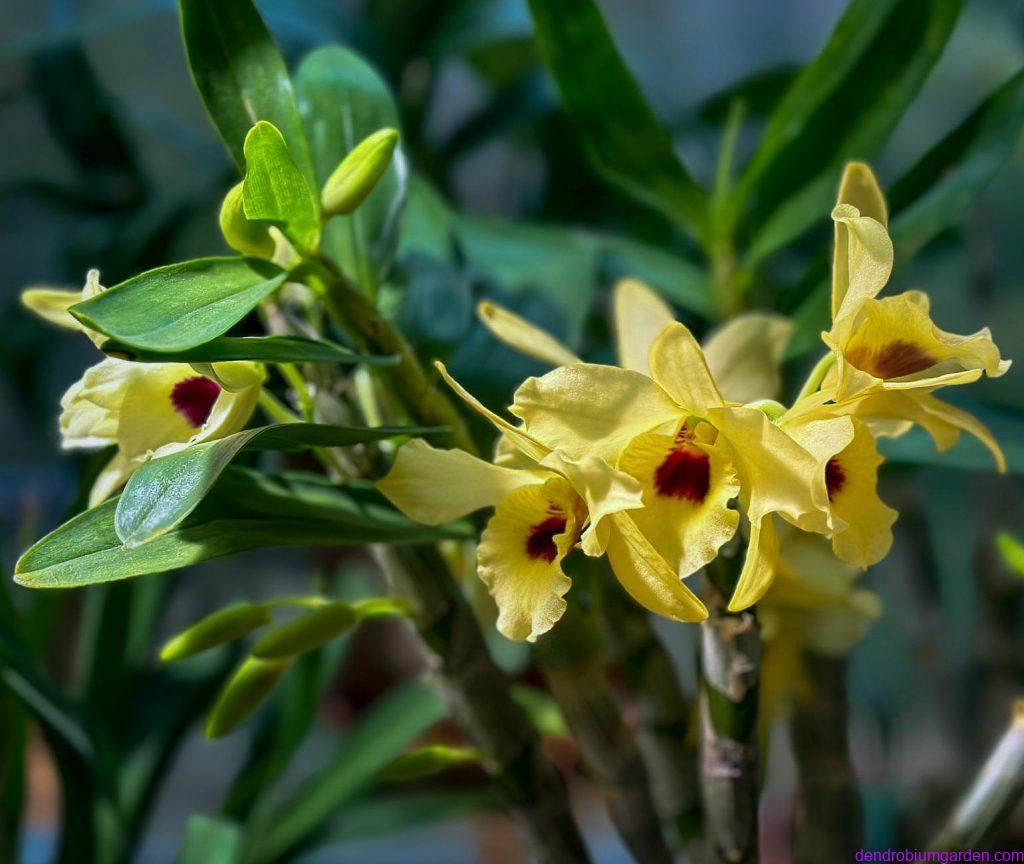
[242,121,320,252]
[70,257,286,352]
[526,0,707,240]
[207,657,290,738]
[179,0,315,184]
[15,468,472,589]
[296,47,406,292]
[115,423,444,548]
[101,334,395,366]
[243,682,446,864]
[742,0,962,256]
[160,602,272,663]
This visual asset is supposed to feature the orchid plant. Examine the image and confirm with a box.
[5,0,1023,862]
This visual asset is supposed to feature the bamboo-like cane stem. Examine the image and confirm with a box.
[791,655,862,863]
[931,699,1024,851]
[700,565,761,864]
[601,585,702,847]
[380,545,592,864]
[537,590,674,864]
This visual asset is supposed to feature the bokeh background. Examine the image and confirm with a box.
[2,0,1024,861]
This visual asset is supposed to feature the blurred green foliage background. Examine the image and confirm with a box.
[2,0,1024,861]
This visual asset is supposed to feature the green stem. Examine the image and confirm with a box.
[701,558,761,864]
[536,582,673,864]
[791,655,862,863]
[377,545,591,864]
[258,388,350,478]
[278,363,316,421]
[794,352,836,403]
[309,255,474,454]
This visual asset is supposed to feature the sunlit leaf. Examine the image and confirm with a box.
[15,468,472,589]
[71,258,287,352]
[242,121,320,252]
[179,0,315,183]
[116,423,444,548]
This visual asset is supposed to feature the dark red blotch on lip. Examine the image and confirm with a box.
[654,446,711,503]
[171,376,221,427]
[825,458,846,500]
[526,516,567,563]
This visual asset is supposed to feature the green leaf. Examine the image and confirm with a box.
[526,0,707,240]
[70,257,287,352]
[996,533,1024,579]
[115,423,443,548]
[242,121,320,252]
[179,0,315,184]
[378,745,481,783]
[15,467,472,589]
[101,334,395,366]
[324,791,497,844]
[207,657,290,738]
[243,681,446,864]
[161,603,273,662]
[181,815,241,864]
[296,46,406,293]
[888,67,1024,264]
[741,0,962,257]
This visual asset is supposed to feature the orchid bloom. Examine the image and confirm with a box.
[377,363,708,642]
[791,162,1010,470]
[23,272,264,505]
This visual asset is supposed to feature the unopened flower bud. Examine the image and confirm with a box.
[321,128,399,218]
[219,182,275,258]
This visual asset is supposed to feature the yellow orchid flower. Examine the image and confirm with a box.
[507,321,838,613]
[60,358,264,506]
[805,162,1010,469]
[376,363,708,641]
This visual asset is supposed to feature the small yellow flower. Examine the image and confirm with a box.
[60,358,263,505]
[807,162,1010,469]
[377,363,708,641]
[23,270,264,505]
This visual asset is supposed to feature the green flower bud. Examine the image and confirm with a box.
[206,657,289,739]
[321,128,399,218]
[378,745,481,783]
[251,601,358,659]
[219,182,275,258]
[160,602,271,663]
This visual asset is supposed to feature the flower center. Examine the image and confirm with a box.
[171,376,221,427]
[525,515,567,563]
[654,445,710,503]
[847,340,935,379]
[825,458,846,500]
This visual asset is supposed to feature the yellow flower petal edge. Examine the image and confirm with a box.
[728,515,780,612]
[23,269,106,346]
[829,204,894,337]
[377,438,548,525]
[604,512,708,623]
[478,477,583,642]
[435,361,550,463]
[648,322,724,415]
[476,301,581,368]
[511,363,680,463]
[613,277,675,375]
[702,312,794,404]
